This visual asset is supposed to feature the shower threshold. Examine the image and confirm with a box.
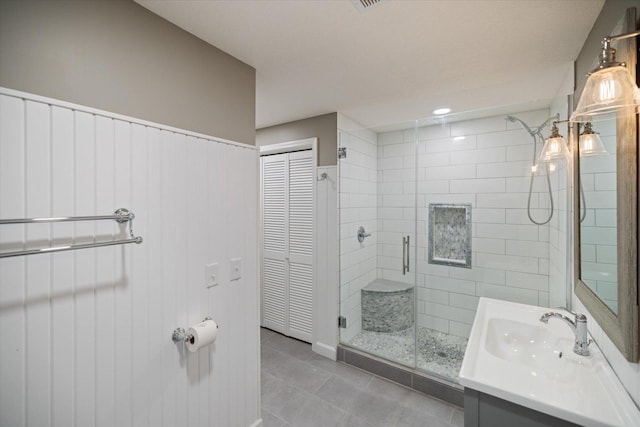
[338,327,466,407]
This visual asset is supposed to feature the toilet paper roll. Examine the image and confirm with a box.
[186,319,218,352]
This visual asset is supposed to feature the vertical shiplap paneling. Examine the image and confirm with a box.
[185,135,202,427]
[73,110,96,427]
[160,129,177,426]
[113,119,133,427]
[242,146,260,425]
[24,100,52,427]
[206,139,227,427]
[145,126,163,427]
[130,122,149,427]
[0,94,26,427]
[0,90,260,427]
[173,133,189,425]
[227,145,244,427]
[195,138,210,427]
[50,105,75,427]
[211,140,231,427]
[95,115,116,427]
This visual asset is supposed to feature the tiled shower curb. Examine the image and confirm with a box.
[337,345,464,407]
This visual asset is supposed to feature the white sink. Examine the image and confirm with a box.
[459,298,640,427]
[484,318,571,378]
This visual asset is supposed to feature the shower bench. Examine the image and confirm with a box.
[361,279,414,332]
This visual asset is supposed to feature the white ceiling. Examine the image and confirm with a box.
[136,0,604,130]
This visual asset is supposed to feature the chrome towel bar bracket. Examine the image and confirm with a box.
[0,207,135,224]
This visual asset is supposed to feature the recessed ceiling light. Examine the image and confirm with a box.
[433,107,451,115]
[453,136,466,141]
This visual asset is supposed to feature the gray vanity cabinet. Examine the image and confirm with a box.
[464,389,581,427]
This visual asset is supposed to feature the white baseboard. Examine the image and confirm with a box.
[313,341,337,361]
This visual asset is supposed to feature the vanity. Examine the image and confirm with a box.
[459,298,640,427]
[460,5,640,426]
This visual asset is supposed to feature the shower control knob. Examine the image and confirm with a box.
[357,226,372,243]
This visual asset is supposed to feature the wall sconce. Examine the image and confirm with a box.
[536,121,570,165]
[571,31,640,122]
[579,122,609,156]
[536,120,610,166]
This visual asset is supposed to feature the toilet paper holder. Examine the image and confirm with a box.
[172,317,213,344]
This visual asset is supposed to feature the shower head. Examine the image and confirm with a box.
[505,115,535,137]
[506,114,560,138]
[505,113,559,226]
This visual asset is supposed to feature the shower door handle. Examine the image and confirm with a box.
[402,235,410,275]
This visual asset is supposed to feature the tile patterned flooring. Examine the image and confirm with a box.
[261,328,464,427]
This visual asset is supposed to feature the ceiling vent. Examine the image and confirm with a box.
[351,0,386,12]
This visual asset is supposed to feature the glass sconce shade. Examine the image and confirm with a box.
[537,136,570,164]
[536,123,569,165]
[572,66,640,122]
[579,122,609,156]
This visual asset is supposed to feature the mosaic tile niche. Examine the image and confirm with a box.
[428,204,472,268]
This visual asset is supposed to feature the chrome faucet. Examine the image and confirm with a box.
[539,308,592,356]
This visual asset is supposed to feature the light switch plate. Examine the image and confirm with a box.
[230,258,242,281]
[205,263,219,288]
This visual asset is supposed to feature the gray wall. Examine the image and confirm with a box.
[257,113,338,166]
[0,0,255,145]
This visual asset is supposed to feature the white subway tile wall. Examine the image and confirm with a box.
[340,108,570,343]
[388,109,562,338]
[338,124,379,342]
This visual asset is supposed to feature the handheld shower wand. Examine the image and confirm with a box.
[505,114,559,225]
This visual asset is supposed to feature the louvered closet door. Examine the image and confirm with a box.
[286,150,313,342]
[261,154,288,334]
[261,150,313,343]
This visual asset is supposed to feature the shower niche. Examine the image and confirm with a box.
[428,203,472,268]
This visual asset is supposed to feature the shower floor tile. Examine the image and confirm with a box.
[345,327,468,381]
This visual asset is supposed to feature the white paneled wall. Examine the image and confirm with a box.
[314,166,338,359]
[337,120,378,342]
[0,89,260,427]
[377,109,564,339]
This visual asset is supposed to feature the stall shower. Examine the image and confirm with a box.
[337,103,571,384]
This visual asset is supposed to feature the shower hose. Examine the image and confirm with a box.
[504,114,559,226]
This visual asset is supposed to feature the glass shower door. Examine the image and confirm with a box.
[413,117,472,380]
[337,101,572,385]
[338,122,418,369]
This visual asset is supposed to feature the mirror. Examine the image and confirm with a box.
[574,7,639,362]
[579,113,618,314]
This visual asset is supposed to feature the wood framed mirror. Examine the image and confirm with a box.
[574,7,639,362]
